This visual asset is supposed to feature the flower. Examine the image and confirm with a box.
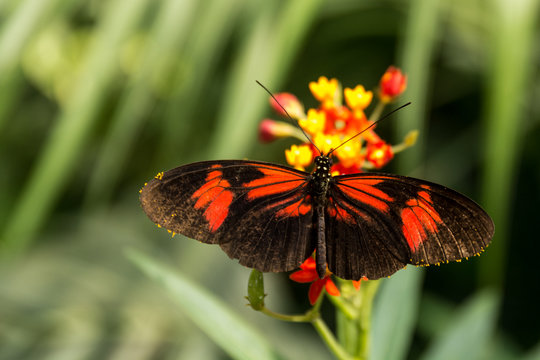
[309,76,339,109]
[333,135,362,168]
[261,72,407,176]
[344,85,373,117]
[289,257,340,305]
[299,109,326,135]
[313,132,341,156]
[379,66,407,103]
[366,141,394,168]
[285,144,313,170]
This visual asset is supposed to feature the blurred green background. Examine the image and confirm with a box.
[0,0,539,359]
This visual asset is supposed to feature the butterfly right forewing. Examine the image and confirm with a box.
[324,173,494,280]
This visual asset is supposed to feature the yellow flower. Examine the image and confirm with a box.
[285,144,313,170]
[298,109,326,135]
[313,133,341,155]
[344,85,372,111]
[309,76,338,109]
[334,137,362,168]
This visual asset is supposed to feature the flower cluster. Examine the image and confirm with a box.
[259,66,410,304]
[259,66,409,176]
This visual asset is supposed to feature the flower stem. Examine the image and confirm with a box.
[368,100,386,122]
[327,293,358,319]
[356,280,380,358]
[312,316,357,360]
[259,291,324,322]
[259,306,313,322]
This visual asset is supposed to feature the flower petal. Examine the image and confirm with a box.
[289,269,318,283]
[324,278,341,296]
[308,279,326,305]
[299,256,316,270]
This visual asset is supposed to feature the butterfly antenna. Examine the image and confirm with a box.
[256,80,322,154]
[328,102,411,156]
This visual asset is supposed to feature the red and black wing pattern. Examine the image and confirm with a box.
[140,160,315,272]
[326,173,494,280]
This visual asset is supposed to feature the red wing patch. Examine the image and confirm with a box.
[264,195,312,218]
[401,191,443,251]
[241,165,311,217]
[334,179,394,213]
[243,166,307,200]
[191,166,234,232]
[327,197,371,223]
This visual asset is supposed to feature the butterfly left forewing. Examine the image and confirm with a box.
[325,173,494,280]
[140,160,316,272]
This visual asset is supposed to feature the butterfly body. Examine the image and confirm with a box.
[140,156,494,281]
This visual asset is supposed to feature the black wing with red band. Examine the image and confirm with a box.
[325,174,494,280]
[141,160,494,280]
[140,160,315,273]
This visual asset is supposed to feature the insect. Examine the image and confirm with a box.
[140,92,494,281]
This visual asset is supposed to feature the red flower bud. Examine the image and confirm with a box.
[258,119,298,143]
[269,93,304,118]
[379,66,407,103]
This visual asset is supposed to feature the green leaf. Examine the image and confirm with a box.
[419,290,499,360]
[127,249,278,360]
[371,268,424,360]
[396,0,442,176]
[478,0,540,288]
[0,0,152,256]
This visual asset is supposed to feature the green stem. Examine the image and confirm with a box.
[258,288,325,322]
[327,293,358,319]
[259,306,313,322]
[356,280,380,358]
[312,316,358,360]
[368,100,386,122]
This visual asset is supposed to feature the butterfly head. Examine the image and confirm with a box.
[312,155,333,194]
[314,155,332,172]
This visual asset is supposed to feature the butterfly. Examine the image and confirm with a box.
[140,150,494,280]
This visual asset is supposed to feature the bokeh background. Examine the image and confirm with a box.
[1,0,539,359]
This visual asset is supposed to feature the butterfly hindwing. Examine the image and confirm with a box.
[325,173,494,280]
[140,160,315,272]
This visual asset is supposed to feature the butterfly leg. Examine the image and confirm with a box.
[316,206,327,278]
